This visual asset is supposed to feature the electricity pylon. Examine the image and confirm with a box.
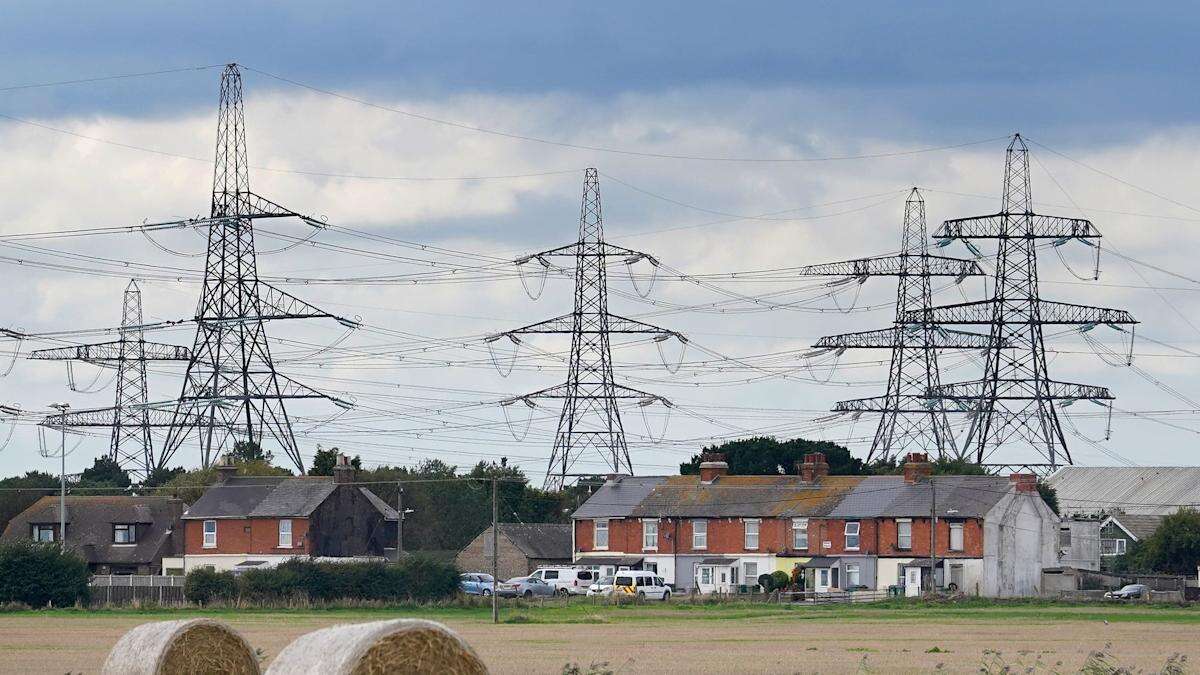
[493,169,684,489]
[795,189,994,463]
[33,280,191,479]
[160,64,355,473]
[908,134,1137,468]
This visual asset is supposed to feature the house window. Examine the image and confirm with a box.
[699,566,712,585]
[845,563,861,587]
[744,561,759,586]
[642,519,658,550]
[950,522,964,552]
[844,522,860,550]
[792,518,808,550]
[594,519,609,549]
[278,519,293,548]
[1100,538,1127,556]
[1059,526,1072,548]
[113,524,136,544]
[32,525,55,543]
[202,520,217,548]
[896,519,912,550]
[693,520,708,549]
[744,519,760,550]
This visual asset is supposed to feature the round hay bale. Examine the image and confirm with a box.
[265,619,487,675]
[102,618,260,675]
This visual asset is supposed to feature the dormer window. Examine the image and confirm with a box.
[113,524,137,544]
[32,525,55,543]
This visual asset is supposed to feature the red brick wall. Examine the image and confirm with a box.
[184,517,311,555]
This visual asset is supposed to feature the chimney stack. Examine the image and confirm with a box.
[1009,473,1038,493]
[333,454,355,484]
[216,454,238,482]
[699,452,729,483]
[798,452,829,484]
[902,452,933,484]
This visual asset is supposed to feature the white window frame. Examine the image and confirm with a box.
[692,519,708,550]
[896,518,912,550]
[278,519,293,548]
[744,518,760,550]
[743,561,759,586]
[845,562,861,587]
[792,518,808,550]
[949,522,964,552]
[844,521,861,550]
[113,523,136,545]
[32,525,55,543]
[202,519,217,548]
[594,519,609,550]
[642,519,658,551]
[1100,538,1127,556]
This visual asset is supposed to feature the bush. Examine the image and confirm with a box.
[757,573,775,591]
[770,570,790,590]
[0,540,89,607]
[238,556,459,603]
[184,568,237,605]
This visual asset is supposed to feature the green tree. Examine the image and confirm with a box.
[1037,482,1059,515]
[75,456,131,493]
[1132,508,1200,574]
[141,466,185,489]
[308,445,362,476]
[0,472,59,535]
[679,437,868,476]
[229,439,272,464]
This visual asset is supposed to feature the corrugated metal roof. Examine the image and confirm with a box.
[630,475,864,519]
[572,476,666,519]
[1048,467,1200,516]
[826,475,1011,519]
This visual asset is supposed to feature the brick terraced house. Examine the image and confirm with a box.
[571,452,1058,597]
[178,455,397,572]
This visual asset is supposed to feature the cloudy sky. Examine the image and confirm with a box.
[1,3,1199,482]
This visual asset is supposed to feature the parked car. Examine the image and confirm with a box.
[497,576,556,599]
[587,575,615,597]
[459,573,496,596]
[1105,584,1148,600]
[528,567,597,596]
[612,571,671,601]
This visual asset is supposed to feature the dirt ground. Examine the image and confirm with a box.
[0,610,1192,674]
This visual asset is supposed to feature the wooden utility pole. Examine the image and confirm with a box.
[491,477,499,624]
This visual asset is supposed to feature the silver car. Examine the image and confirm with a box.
[587,575,615,597]
[497,576,556,599]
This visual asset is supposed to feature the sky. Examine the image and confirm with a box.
[1,3,1199,483]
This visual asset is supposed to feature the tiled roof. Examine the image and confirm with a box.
[631,475,865,519]
[500,523,572,559]
[184,476,339,519]
[1107,513,1165,541]
[572,476,666,519]
[1048,467,1200,516]
[1,496,185,565]
[827,475,1012,519]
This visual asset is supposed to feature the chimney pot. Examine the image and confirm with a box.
[333,454,355,484]
[903,452,933,484]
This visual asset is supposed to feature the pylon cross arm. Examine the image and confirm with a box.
[41,405,200,428]
[814,326,996,349]
[902,299,1135,325]
[795,254,981,278]
[833,394,955,413]
[935,213,1099,240]
[932,379,1113,401]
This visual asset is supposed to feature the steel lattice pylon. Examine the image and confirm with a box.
[496,169,683,489]
[910,135,1137,468]
[32,280,191,478]
[159,64,352,473]
[798,190,992,463]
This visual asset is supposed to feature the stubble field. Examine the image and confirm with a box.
[0,601,1194,673]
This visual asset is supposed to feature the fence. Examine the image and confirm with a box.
[90,575,185,606]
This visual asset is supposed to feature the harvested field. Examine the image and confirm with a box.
[0,602,1195,673]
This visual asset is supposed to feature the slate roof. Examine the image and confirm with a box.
[826,475,1012,519]
[499,523,572,560]
[630,475,865,519]
[1048,467,1200,516]
[1107,513,1165,541]
[1,496,185,566]
[183,476,396,520]
[572,476,666,519]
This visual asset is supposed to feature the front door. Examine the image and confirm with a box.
[904,567,922,597]
[815,568,830,592]
[696,566,714,594]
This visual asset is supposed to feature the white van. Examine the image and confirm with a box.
[612,571,671,601]
[528,567,597,596]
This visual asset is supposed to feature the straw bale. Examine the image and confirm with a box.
[101,618,260,675]
[265,619,486,674]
